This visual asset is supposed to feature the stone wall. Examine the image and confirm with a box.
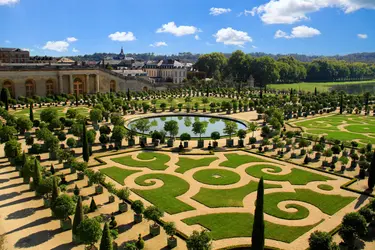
[0,68,152,98]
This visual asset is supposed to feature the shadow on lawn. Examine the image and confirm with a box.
[118,221,136,234]
[0,196,39,209]
[6,216,53,235]
[6,205,45,220]
[0,191,20,202]
[0,182,24,191]
[14,228,63,248]
[355,194,370,209]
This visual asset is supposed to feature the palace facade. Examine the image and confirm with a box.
[0,65,153,98]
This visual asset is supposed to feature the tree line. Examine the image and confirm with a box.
[193,50,375,86]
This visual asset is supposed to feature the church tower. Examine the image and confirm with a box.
[119,47,125,59]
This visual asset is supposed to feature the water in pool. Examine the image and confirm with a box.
[128,115,247,138]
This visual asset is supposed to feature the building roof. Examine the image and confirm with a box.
[0,48,28,52]
[57,57,75,63]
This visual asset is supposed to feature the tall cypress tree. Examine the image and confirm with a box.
[127,88,131,101]
[100,222,113,250]
[72,196,84,238]
[29,103,34,122]
[1,88,9,111]
[314,87,317,96]
[75,92,79,106]
[252,177,264,250]
[259,89,263,99]
[82,123,89,162]
[33,158,42,188]
[368,151,375,190]
[51,176,59,204]
[339,94,343,115]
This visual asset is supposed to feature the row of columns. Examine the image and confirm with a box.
[58,74,100,94]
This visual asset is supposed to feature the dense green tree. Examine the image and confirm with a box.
[40,108,58,123]
[33,159,42,188]
[29,103,34,122]
[368,151,375,190]
[99,222,113,250]
[1,88,9,111]
[82,123,89,162]
[77,218,102,248]
[252,177,264,250]
[72,196,84,237]
[186,230,212,250]
[194,52,228,78]
[252,56,279,87]
[309,231,333,250]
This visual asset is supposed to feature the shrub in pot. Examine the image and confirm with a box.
[223,121,238,147]
[211,131,220,148]
[144,206,164,237]
[131,200,145,223]
[117,187,130,213]
[237,129,246,147]
[180,133,191,148]
[51,194,75,230]
[164,222,177,249]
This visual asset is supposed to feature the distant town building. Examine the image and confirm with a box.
[0,48,30,63]
[143,59,187,84]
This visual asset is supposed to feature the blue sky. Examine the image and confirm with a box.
[0,0,374,56]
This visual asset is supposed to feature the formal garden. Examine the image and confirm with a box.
[0,86,374,250]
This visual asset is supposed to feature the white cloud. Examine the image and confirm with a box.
[358,33,368,39]
[275,25,321,39]
[252,45,258,49]
[108,31,136,42]
[214,27,252,46]
[66,37,78,43]
[72,48,79,53]
[209,7,231,16]
[149,41,168,47]
[194,35,200,40]
[42,41,69,52]
[251,0,375,24]
[156,22,199,36]
[0,0,19,6]
[4,40,10,44]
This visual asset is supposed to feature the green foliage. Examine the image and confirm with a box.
[308,231,334,250]
[117,187,130,202]
[16,116,33,132]
[341,212,367,237]
[135,234,145,250]
[82,123,89,162]
[186,230,212,250]
[90,197,98,212]
[51,194,75,220]
[77,218,102,246]
[180,132,191,141]
[223,121,238,139]
[164,120,179,138]
[40,108,58,123]
[90,108,103,122]
[4,139,21,158]
[192,121,208,140]
[211,131,220,141]
[72,196,84,235]
[131,200,144,215]
[111,125,127,142]
[163,222,176,237]
[0,125,17,143]
[143,206,164,223]
[99,223,113,250]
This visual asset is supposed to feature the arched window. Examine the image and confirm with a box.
[25,79,35,97]
[3,81,14,98]
[110,80,116,93]
[73,78,84,95]
[46,79,54,95]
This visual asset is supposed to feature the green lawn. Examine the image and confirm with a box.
[12,106,66,119]
[219,153,269,168]
[318,184,334,191]
[245,164,333,185]
[268,80,375,92]
[132,173,194,214]
[192,181,281,208]
[263,189,356,220]
[193,169,241,185]
[111,152,171,171]
[183,213,321,243]
[99,166,140,185]
[175,157,218,174]
[293,115,375,144]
